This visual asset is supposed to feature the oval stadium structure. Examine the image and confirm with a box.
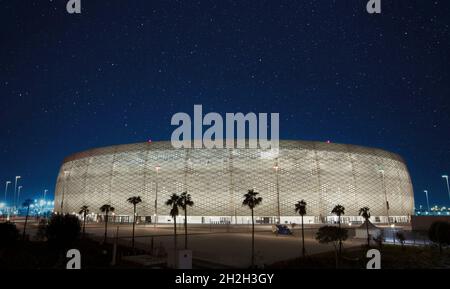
[54,140,414,224]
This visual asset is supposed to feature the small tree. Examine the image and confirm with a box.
[22,199,33,241]
[396,231,406,250]
[316,225,348,268]
[127,196,142,249]
[373,232,384,250]
[428,221,450,254]
[331,204,345,255]
[100,204,115,243]
[294,200,307,257]
[242,189,263,268]
[78,205,89,237]
[358,207,371,247]
[178,191,194,249]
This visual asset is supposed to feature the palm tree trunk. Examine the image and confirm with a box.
[366,219,370,247]
[184,209,188,249]
[338,215,342,256]
[104,212,108,243]
[22,206,30,240]
[83,213,86,237]
[335,244,339,268]
[174,215,177,250]
[173,215,177,267]
[132,205,136,249]
[301,215,305,257]
[251,208,255,268]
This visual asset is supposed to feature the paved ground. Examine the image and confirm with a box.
[80,223,367,268]
[13,219,409,268]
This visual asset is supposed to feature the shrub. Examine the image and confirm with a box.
[0,222,20,247]
[44,214,81,248]
[428,221,450,253]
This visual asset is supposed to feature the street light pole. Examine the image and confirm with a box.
[61,171,69,214]
[379,169,390,224]
[154,166,160,228]
[4,181,11,204]
[424,190,430,212]
[442,175,450,205]
[273,163,281,224]
[17,186,23,207]
[13,176,21,210]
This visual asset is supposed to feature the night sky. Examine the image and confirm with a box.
[1,0,449,208]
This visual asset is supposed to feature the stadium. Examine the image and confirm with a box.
[54,140,414,225]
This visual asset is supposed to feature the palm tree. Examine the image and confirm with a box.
[79,205,89,237]
[294,200,307,257]
[358,207,371,247]
[331,204,345,255]
[22,199,33,240]
[100,204,115,243]
[165,193,181,254]
[178,191,194,249]
[242,189,263,268]
[127,196,142,249]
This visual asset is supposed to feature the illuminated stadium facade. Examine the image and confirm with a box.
[54,140,414,224]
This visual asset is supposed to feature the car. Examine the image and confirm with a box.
[272,224,293,236]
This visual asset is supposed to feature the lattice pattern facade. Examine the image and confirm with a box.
[54,140,414,224]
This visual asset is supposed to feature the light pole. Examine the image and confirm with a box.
[4,181,11,204]
[43,189,48,216]
[273,163,281,224]
[17,186,23,207]
[424,190,430,212]
[154,166,160,228]
[378,169,390,224]
[391,224,396,244]
[13,176,21,210]
[61,171,69,213]
[442,175,450,205]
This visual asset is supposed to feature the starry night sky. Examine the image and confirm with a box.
[1,0,449,208]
